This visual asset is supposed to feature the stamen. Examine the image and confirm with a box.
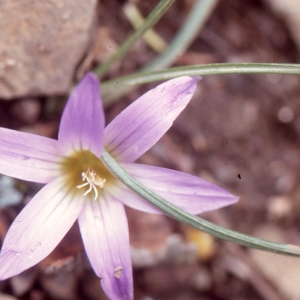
[76,168,106,200]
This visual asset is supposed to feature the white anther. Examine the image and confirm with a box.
[76,168,106,200]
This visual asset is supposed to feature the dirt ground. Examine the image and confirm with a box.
[1,0,300,299]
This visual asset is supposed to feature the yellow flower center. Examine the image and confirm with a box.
[59,150,115,200]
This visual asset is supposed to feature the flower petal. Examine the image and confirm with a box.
[117,163,238,214]
[104,76,200,162]
[113,184,161,214]
[58,73,105,157]
[0,178,84,279]
[0,128,60,183]
[78,193,133,300]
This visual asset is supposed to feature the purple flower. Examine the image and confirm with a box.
[0,73,238,299]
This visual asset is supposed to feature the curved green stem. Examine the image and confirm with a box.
[101,149,300,256]
[101,63,300,104]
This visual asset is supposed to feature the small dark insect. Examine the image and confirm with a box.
[237,174,241,179]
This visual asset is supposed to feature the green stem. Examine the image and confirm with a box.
[94,0,175,78]
[123,3,167,53]
[101,149,300,256]
[101,63,300,103]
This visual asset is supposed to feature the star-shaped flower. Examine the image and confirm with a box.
[0,73,238,299]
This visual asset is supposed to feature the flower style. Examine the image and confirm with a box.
[0,73,238,299]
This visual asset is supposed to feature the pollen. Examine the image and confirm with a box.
[77,168,106,200]
[114,266,123,279]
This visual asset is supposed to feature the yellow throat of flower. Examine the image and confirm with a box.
[60,150,115,200]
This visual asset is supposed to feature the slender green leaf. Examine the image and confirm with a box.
[94,0,175,78]
[101,149,300,256]
[101,63,300,104]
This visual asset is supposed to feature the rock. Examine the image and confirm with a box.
[0,0,97,99]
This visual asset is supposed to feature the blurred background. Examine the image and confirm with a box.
[1,0,300,299]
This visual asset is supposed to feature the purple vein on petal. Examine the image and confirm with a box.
[0,128,60,183]
[0,178,84,280]
[120,163,238,215]
[104,76,200,163]
[112,183,162,215]
[79,191,133,300]
[58,73,105,157]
